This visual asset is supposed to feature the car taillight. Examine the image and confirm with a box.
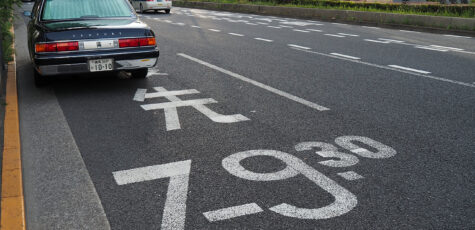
[119,37,156,48]
[35,41,79,53]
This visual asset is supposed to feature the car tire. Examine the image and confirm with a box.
[34,69,48,87]
[165,9,170,14]
[131,68,148,79]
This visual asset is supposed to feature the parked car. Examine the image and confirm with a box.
[26,0,160,86]
[130,0,172,14]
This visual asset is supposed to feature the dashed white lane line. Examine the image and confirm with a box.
[246,22,258,25]
[208,29,221,32]
[306,29,323,32]
[178,53,330,111]
[387,65,431,74]
[444,34,471,39]
[338,33,359,37]
[256,22,269,25]
[330,53,361,60]
[254,38,273,42]
[279,25,294,28]
[288,44,311,50]
[293,29,310,33]
[228,33,244,36]
[191,25,201,28]
[203,203,263,222]
[325,34,345,38]
[290,48,475,88]
[267,26,282,29]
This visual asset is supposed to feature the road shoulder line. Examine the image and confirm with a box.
[1,25,26,230]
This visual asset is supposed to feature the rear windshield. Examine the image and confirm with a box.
[42,0,134,21]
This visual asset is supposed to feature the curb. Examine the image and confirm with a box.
[0,25,25,230]
[174,1,475,35]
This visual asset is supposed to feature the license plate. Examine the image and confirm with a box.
[89,59,113,72]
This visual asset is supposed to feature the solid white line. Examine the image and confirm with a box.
[325,34,345,38]
[208,29,221,32]
[306,29,323,32]
[338,33,359,37]
[254,38,273,42]
[228,33,244,36]
[290,48,475,88]
[330,53,361,60]
[178,53,330,111]
[203,203,263,222]
[293,29,310,33]
[288,44,311,50]
[388,65,431,74]
[444,34,471,39]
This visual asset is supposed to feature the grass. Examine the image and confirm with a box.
[184,0,475,18]
[1,0,21,63]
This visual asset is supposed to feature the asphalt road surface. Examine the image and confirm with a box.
[15,2,475,229]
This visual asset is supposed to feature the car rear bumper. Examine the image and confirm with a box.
[34,48,159,76]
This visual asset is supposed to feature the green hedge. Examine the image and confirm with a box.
[0,0,21,62]
[250,0,475,17]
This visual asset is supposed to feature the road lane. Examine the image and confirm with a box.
[14,4,475,230]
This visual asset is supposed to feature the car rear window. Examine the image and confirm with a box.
[42,0,134,21]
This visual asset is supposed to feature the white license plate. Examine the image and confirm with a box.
[89,59,113,72]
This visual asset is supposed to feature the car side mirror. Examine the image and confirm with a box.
[24,11,32,18]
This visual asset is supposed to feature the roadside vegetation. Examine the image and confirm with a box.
[186,0,475,18]
[1,0,21,63]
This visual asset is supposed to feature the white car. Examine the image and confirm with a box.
[130,0,172,14]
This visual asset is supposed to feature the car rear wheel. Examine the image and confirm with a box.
[131,68,148,79]
[165,9,170,14]
[34,69,48,87]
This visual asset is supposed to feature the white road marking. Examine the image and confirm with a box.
[145,89,200,100]
[291,47,475,88]
[364,39,389,44]
[228,33,244,36]
[378,38,405,43]
[338,33,359,37]
[388,65,431,74]
[281,21,314,26]
[330,53,361,60]
[288,44,311,50]
[306,29,323,32]
[267,26,282,29]
[279,25,294,28]
[399,29,420,33]
[427,45,463,51]
[190,25,201,28]
[113,160,192,230]
[133,89,147,101]
[337,171,364,181]
[362,26,380,29]
[208,29,221,32]
[203,203,264,222]
[335,136,397,159]
[174,22,185,26]
[293,29,310,33]
[178,53,330,111]
[254,38,273,42]
[222,150,357,219]
[325,34,345,38]
[141,98,217,110]
[444,34,471,39]
[256,22,269,25]
[246,22,258,25]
